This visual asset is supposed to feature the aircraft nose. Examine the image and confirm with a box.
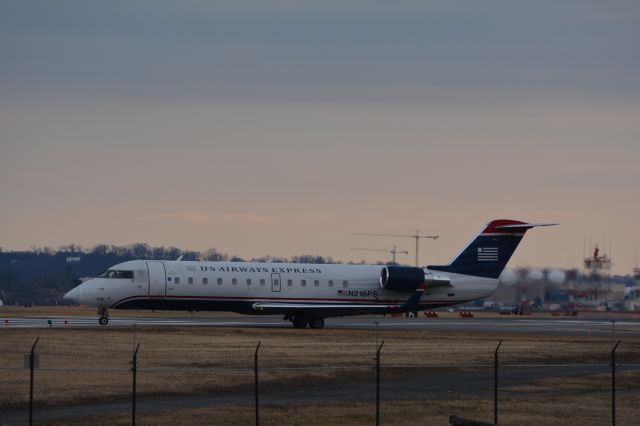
[64,286,83,304]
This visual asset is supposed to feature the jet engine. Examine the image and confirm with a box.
[380,266,453,292]
[379,266,425,292]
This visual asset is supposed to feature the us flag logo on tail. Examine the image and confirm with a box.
[477,247,498,261]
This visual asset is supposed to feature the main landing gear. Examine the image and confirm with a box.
[308,318,325,329]
[284,314,325,329]
[97,306,109,326]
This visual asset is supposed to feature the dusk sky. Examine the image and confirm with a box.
[1,1,639,273]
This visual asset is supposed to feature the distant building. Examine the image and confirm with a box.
[66,256,81,263]
[583,245,612,278]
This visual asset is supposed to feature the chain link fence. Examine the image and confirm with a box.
[1,334,638,425]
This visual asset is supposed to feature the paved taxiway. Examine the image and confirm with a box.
[2,315,639,336]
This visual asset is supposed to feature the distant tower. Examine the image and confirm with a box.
[583,244,612,279]
[350,245,409,264]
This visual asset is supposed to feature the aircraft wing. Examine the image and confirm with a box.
[252,287,425,314]
[251,302,404,317]
[252,302,394,311]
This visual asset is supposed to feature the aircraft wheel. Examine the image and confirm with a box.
[98,316,109,326]
[292,317,308,329]
[309,318,325,329]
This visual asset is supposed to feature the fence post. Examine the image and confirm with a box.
[494,339,502,425]
[255,341,261,426]
[376,340,384,426]
[131,343,140,426]
[29,336,40,426]
[611,340,620,426]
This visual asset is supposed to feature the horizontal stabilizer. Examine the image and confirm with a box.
[496,223,558,230]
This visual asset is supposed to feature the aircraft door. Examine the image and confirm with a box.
[271,273,281,292]
[147,261,166,297]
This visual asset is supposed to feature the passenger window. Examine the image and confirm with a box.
[328,280,334,287]
[301,279,307,287]
[188,277,193,284]
[232,278,237,285]
[175,277,180,284]
[203,277,208,285]
[247,279,252,286]
[217,278,223,285]
[260,279,265,286]
[342,280,348,288]
[287,279,293,287]
[314,280,319,287]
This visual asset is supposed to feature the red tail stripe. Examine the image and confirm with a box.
[482,219,530,234]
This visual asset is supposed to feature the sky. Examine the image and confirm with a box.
[1,1,639,274]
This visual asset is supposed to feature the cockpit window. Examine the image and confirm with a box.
[97,270,134,279]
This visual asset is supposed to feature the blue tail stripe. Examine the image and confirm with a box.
[428,235,522,279]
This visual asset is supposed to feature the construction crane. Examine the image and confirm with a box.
[350,245,409,264]
[354,230,439,267]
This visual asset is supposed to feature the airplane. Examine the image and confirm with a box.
[63,219,555,328]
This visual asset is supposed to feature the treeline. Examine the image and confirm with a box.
[0,244,342,306]
[23,244,232,262]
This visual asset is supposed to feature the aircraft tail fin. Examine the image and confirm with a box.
[428,219,556,279]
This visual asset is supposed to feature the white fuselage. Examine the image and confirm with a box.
[66,260,498,314]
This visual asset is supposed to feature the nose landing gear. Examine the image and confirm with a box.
[97,306,109,326]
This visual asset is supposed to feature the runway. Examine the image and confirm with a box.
[2,314,640,336]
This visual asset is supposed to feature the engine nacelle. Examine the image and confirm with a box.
[380,266,425,292]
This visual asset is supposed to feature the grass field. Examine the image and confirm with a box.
[1,323,639,425]
[31,396,640,426]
